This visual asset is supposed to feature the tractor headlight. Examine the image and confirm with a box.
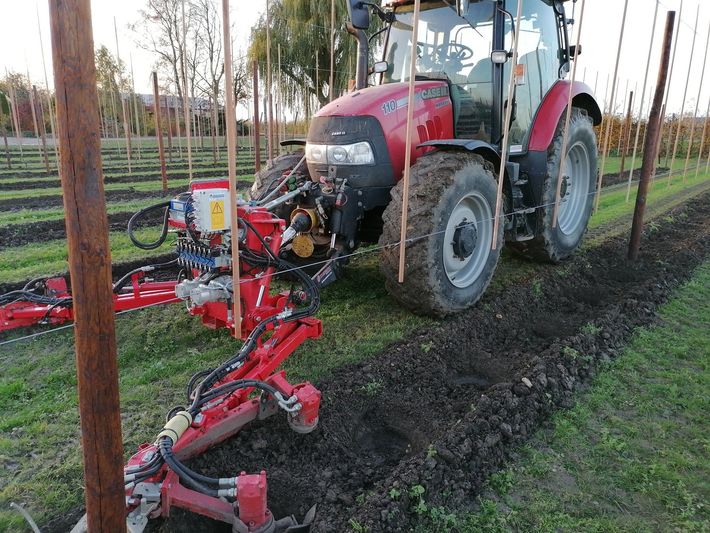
[305,143,327,164]
[306,141,375,165]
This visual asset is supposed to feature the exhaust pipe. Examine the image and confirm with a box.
[346,22,369,90]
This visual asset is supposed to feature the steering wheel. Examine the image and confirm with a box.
[434,42,474,63]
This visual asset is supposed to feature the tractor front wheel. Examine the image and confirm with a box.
[379,152,503,317]
[249,151,305,203]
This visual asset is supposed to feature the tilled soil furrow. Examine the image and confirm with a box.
[0,180,253,212]
[148,193,710,533]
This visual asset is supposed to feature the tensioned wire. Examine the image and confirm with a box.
[3,174,697,348]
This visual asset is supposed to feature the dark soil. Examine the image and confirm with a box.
[0,180,252,212]
[38,192,710,533]
[157,193,707,533]
[0,210,164,249]
[602,166,668,188]
[0,169,256,190]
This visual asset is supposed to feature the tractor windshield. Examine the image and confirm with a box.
[383,1,495,84]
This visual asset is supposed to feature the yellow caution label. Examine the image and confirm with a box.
[210,200,225,229]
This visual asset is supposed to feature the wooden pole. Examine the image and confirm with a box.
[211,95,218,164]
[33,85,51,173]
[222,0,242,334]
[618,90,634,180]
[492,0,524,247]
[667,4,699,186]
[129,55,142,160]
[397,0,421,283]
[27,71,41,146]
[165,95,174,163]
[616,79,629,156]
[7,82,24,163]
[654,103,666,174]
[252,60,261,173]
[152,72,169,193]
[114,18,132,173]
[329,0,336,102]
[682,26,709,182]
[625,0,659,202]
[1,102,11,168]
[37,5,60,172]
[2,128,9,169]
[552,0,586,229]
[594,0,629,212]
[629,11,675,261]
[181,0,193,180]
[663,0,683,168]
[265,0,274,161]
[48,1,127,530]
[109,89,121,155]
[695,99,710,180]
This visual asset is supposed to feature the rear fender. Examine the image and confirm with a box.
[527,80,601,152]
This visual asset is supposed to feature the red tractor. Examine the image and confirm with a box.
[252,0,600,315]
[2,1,601,531]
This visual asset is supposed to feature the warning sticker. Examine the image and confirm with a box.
[210,200,225,229]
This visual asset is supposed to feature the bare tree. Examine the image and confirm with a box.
[132,0,194,102]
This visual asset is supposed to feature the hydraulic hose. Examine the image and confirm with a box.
[127,201,171,250]
[112,259,179,294]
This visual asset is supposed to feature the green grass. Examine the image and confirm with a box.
[0,254,431,531]
[413,261,710,532]
[589,169,709,232]
[0,228,169,283]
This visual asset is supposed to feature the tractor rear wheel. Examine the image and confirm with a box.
[512,108,597,262]
[379,151,503,317]
[249,151,305,203]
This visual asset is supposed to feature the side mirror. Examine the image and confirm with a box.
[491,50,508,64]
[372,61,388,74]
[347,0,370,30]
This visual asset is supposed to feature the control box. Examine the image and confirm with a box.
[192,188,231,233]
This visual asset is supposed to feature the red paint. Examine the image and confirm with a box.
[527,80,599,151]
[237,472,269,527]
[316,81,454,180]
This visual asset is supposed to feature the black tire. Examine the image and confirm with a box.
[249,151,305,202]
[511,108,598,262]
[379,151,503,317]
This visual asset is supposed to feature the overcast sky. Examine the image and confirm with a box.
[1,0,708,117]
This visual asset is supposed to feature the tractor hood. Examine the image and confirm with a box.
[308,80,454,181]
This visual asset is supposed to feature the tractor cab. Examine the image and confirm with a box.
[378,0,571,150]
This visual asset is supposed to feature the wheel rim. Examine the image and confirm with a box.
[557,141,591,236]
[443,192,493,288]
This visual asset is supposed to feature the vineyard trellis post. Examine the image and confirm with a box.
[682,25,709,182]
[397,0,422,283]
[667,4,700,186]
[629,11,676,261]
[48,1,127,530]
[222,0,242,331]
[32,85,51,173]
[252,60,261,173]
[492,0,524,248]
[594,0,629,212]
[619,90,634,180]
[625,0,659,202]
[152,71,169,193]
[114,17,132,173]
